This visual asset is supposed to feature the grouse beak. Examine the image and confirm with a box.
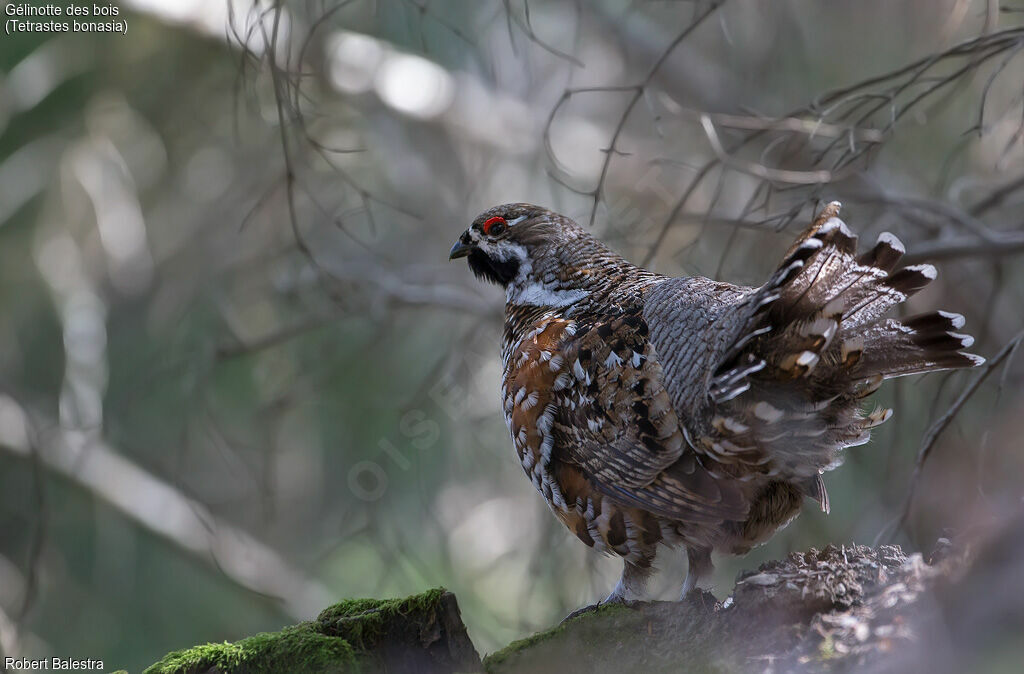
[448,234,473,260]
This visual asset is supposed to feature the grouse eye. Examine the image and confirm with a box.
[482,216,506,236]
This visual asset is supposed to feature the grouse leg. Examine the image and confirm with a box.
[680,546,713,600]
[606,559,650,603]
[561,559,649,623]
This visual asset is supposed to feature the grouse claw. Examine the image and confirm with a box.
[560,602,603,624]
[561,598,642,624]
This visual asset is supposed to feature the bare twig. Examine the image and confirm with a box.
[545,0,727,226]
[639,25,1024,263]
[700,114,842,185]
[502,0,584,66]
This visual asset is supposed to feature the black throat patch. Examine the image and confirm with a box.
[468,249,520,287]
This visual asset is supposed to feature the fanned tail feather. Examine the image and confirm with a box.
[852,314,983,379]
[702,201,984,490]
[760,201,983,382]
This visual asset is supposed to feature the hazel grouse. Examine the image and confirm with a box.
[449,202,983,607]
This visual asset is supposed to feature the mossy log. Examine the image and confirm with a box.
[146,512,1024,674]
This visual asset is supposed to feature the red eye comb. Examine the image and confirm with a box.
[483,216,506,234]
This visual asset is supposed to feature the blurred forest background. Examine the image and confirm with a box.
[1,1,1023,671]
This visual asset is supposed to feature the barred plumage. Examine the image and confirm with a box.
[449,201,983,607]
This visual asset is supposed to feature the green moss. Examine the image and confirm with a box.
[818,634,836,660]
[483,602,635,671]
[317,588,446,650]
[317,597,389,620]
[143,623,358,674]
[145,589,449,674]
[317,588,446,622]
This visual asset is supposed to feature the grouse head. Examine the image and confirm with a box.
[450,203,629,306]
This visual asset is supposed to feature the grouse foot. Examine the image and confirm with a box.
[560,597,642,624]
[560,602,603,624]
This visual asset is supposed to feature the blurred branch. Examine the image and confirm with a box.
[638,25,1024,263]
[851,188,1000,240]
[17,427,45,631]
[266,1,316,274]
[240,1,419,290]
[400,0,478,52]
[215,263,494,360]
[696,111,884,142]
[969,173,1024,215]
[902,230,1024,263]
[0,137,65,229]
[0,572,45,664]
[502,0,583,66]
[700,114,842,185]
[545,0,727,226]
[216,316,334,360]
[0,407,333,620]
[887,328,1024,543]
[321,263,497,315]
[809,28,1024,175]
[0,604,17,663]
